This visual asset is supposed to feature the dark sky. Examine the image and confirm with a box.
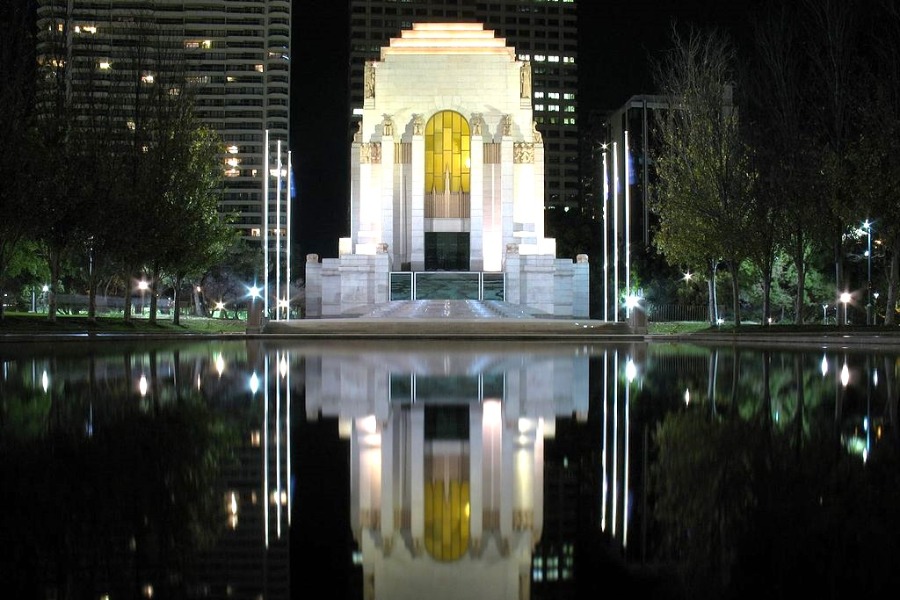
[291,1,755,259]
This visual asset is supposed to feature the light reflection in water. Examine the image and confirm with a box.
[0,340,897,599]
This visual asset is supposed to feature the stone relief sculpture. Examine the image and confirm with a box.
[413,114,424,135]
[520,62,531,98]
[532,121,542,143]
[502,114,513,136]
[353,121,362,143]
[364,61,375,99]
[382,114,394,137]
[360,142,382,164]
[471,113,484,136]
[514,142,534,163]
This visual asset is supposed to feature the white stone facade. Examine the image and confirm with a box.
[306,23,588,318]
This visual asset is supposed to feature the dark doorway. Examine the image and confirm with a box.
[424,232,470,271]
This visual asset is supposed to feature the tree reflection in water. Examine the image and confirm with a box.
[1,341,900,599]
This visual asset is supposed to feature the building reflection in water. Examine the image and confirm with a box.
[5,341,891,598]
[301,340,639,600]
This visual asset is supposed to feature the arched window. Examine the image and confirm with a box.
[424,111,470,194]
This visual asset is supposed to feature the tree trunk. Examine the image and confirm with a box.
[729,259,741,327]
[886,239,900,325]
[149,264,160,325]
[708,259,718,324]
[87,248,98,323]
[123,268,133,322]
[172,274,182,326]
[193,285,205,317]
[47,246,60,322]
[762,264,772,326]
[794,232,807,325]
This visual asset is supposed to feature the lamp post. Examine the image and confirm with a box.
[863,220,873,325]
[138,280,149,317]
[822,303,828,325]
[840,291,851,326]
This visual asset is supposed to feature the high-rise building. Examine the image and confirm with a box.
[35,0,291,309]
[348,0,579,212]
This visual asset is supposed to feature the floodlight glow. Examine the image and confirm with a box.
[139,374,148,397]
[625,359,637,383]
[841,363,850,387]
[248,285,261,298]
[249,372,259,394]
[624,295,640,310]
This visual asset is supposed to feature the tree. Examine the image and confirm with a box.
[848,1,900,324]
[651,25,755,325]
[743,2,824,324]
[0,0,37,320]
[802,0,864,302]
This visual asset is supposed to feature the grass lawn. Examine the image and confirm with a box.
[0,312,248,335]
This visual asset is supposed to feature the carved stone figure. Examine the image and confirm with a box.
[532,121,542,143]
[514,142,534,163]
[364,61,375,99]
[503,114,513,136]
[471,113,484,136]
[353,121,362,143]
[413,114,424,135]
[520,62,531,98]
[382,114,394,137]
[360,142,382,163]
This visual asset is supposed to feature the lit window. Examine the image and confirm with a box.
[549,104,559,112]
[98,60,111,70]
[548,55,559,62]
[563,93,575,99]
[534,91,544,98]
[534,54,546,62]
[535,104,544,111]
[141,72,154,84]
[548,92,559,99]
[227,144,239,154]
[255,64,264,72]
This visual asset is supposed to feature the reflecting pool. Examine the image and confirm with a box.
[2,338,899,599]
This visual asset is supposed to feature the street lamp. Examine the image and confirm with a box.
[863,220,873,325]
[822,303,829,325]
[138,279,149,316]
[840,291,851,325]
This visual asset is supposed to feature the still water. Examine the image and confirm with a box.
[2,338,899,599]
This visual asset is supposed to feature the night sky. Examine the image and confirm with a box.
[291,1,755,260]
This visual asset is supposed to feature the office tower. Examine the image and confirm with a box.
[35,0,291,306]
[349,0,579,212]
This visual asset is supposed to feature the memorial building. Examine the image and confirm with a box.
[305,23,589,318]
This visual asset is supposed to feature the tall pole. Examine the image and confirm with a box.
[866,220,872,325]
[612,141,619,323]
[602,148,609,322]
[263,129,270,317]
[286,150,292,319]
[624,130,631,318]
[275,140,282,321]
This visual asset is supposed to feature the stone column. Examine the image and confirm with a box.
[574,254,590,318]
[380,116,395,264]
[411,122,426,271]
[304,253,321,318]
[470,117,484,271]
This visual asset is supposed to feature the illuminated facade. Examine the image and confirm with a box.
[34,0,291,277]
[349,0,580,212]
[305,22,588,317]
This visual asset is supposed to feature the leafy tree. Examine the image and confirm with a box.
[802,0,865,300]
[848,1,900,324]
[0,0,37,319]
[651,25,755,325]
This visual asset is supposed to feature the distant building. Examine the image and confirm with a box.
[305,22,588,318]
[588,95,668,320]
[34,0,291,307]
[348,0,580,213]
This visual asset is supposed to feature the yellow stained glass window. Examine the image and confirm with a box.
[424,111,470,194]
